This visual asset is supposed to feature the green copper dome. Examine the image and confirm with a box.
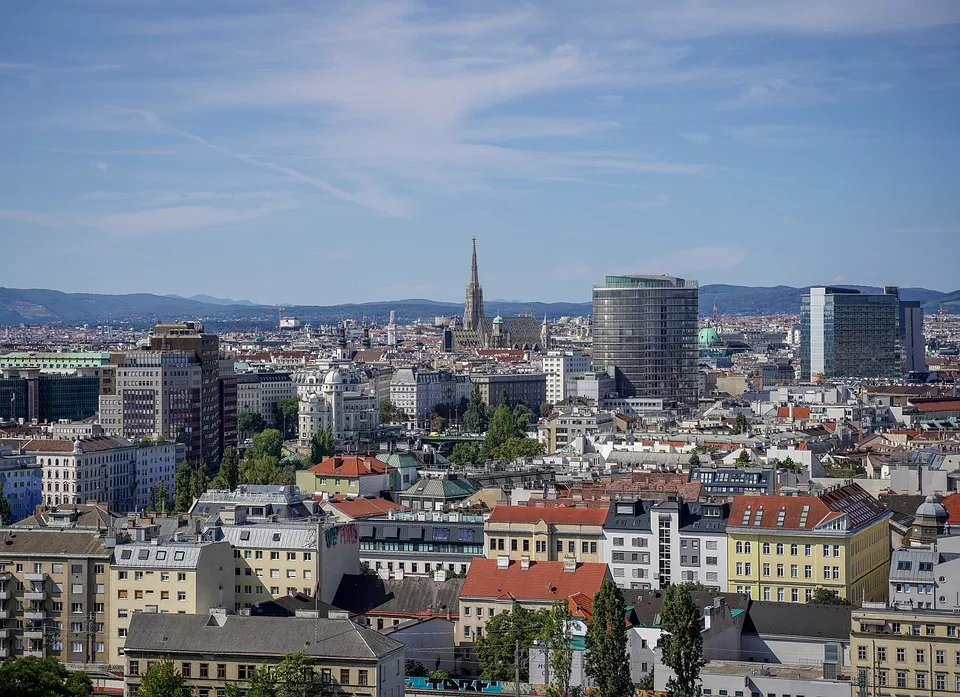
[493,314,504,324]
[698,327,721,346]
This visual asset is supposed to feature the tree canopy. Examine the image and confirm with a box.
[247,652,324,697]
[310,427,334,464]
[476,605,549,681]
[482,400,544,462]
[173,462,195,512]
[135,660,191,697]
[251,428,284,459]
[462,385,489,433]
[545,600,573,697]
[809,587,852,605]
[584,579,632,697]
[0,480,13,524]
[274,397,300,439]
[660,584,705,697]
[379,400,407,425]
[238,411,267,438]
[211,446,240,491]
[0,657,93,697]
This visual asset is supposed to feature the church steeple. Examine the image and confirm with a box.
[463,236,485,331]
[541,313,550,350]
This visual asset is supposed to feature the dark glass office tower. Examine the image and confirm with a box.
[800,287,901,381]
[592,275,699,405]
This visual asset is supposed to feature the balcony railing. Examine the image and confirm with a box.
[24,610,45,621]
[24,591,46,601]
[25,573,45,582]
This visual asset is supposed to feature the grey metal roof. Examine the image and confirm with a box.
[742,600,851,641]
[124,612,403,660]
[220,524,318,550]
[332,574,465,617]
[112,542,223,569]
[0,528,111,558]
[889,548,938,583]
[401,477,477,500]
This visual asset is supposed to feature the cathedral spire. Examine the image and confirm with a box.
[463,236,484,331]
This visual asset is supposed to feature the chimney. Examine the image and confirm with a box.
[563,556,577,572]
[434,568,447,583]
[520,555,531,570]
[394,568,404,581]
[497,555,510,569]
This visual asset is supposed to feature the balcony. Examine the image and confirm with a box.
[23,630,44,640]
[0,647,8,658]
[0,572,10,581]
[23,650,43,658]
[0,590,10,601]
[0,629,8,639]
[0,610,8,619]
[24,590,46,601]
[25,573,45,583]
[24,610,45,621]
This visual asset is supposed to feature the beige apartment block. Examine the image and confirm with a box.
[108,540,234,660]
[0,524,111,665]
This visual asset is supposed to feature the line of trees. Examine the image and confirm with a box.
[449,389,543,465]
[475,580,705,697]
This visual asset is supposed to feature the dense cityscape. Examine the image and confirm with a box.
[0,236,958,697]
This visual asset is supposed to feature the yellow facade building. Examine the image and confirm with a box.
[483,505,607,563]
[851,603,960,696]
[726,483,891,603]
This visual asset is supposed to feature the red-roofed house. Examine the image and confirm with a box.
[775,405,811,422]
[942,493,960,526]
[726,483,892,603]
[458,557,610,644]
[295,455,391,497]
[484,505,607,564]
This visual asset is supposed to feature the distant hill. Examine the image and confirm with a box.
[0,284,954,326]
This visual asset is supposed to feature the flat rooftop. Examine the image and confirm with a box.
[700,661,843,682]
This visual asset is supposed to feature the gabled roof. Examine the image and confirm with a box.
[332,574,465,618]
[776,406,811,419]
[487,505,608,526]
[460,558,608,602]
[622,589,749,629]
[124,613,402,660]
[943,493,960,525]
[402,477,478,500]
[729,483,888,531]
[743,601,851,641]
[305,455,389,477]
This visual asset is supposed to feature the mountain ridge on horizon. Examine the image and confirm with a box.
[0,285,957,326]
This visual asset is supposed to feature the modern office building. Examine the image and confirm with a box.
[901,300,926,374]
[150,322,225,465]
[592,275,699,406]
[0,447,42,522]
[800,286,902,380]
[0,368,101,423]
[98,350,204,462]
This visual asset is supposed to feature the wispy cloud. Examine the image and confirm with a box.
[92,160,109,171]
[83,203,285,237]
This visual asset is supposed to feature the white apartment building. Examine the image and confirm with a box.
[603,498,730,590]
[236,371,296,426]
[25,436,181,512]
[299,367,380,442]
[389,368,471,427]
[541,351,590,405]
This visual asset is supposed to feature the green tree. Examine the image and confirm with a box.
[780,456,802,474]
[539,402,553,418]
[252,428,284,459]
[734,449,752,466]
[430,413,448,432]
[513,403,533,432]
[310,427,334,463]
[223,686,243,697]
[545,600,573,697]
[380,400,405,425]
[635,671,654,691]
[808,587,852,605]
[240,454,283,485]
[476,605,549,681]
[274,397,300,439]
[247,652,323,697]
[499,437,544,462]
[190,466,209,499]
[484,401,520,459]
[463,385,489,433]
[0,656,93,697]
[172,462,195,512]
[238,411,268,439]
[660,583,704,697]
[211,446,241,490]
[449,442,483,465]
[406,661,429,677]
[688,452,701,468]
[134,660,190,697]
[584,579,632,697]
[0,480,13,524]
[734,412,749,434]
[154,482,169,514]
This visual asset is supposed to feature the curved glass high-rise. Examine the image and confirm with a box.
[592,275,699,406]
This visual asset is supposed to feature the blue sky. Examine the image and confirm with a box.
[2,0,959,304]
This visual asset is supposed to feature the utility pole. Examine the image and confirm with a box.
[515,640,521,697]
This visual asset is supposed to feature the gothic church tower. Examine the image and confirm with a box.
[463,236,485,331]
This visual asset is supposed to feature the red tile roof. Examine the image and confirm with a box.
[942,493,960,525]
[325,496,403,519]
[461,558,609,601]
[306,455,389,477]
[911,399,960,413]
[729,483,887,531]
[776,406,811,419]
[487,505,608,526]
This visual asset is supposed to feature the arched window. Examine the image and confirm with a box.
[736,541,743,554]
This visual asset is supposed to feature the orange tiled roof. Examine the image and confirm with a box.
[912,400,960,413]
[942,493,960,525]
[461,558,609,601]
[326,496,403,519]
[487,505,608,525]
[305,455,389,477]
[729,494,837,530]
[776,406,811,419]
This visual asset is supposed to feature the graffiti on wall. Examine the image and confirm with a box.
[405,677,506,693]
[324,523,358,548]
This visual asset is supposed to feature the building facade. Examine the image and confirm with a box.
[800,286,902,380]
[358,511,484,577]
[726,484,892,603]
[0,447,42,522]
[300,367,380,442]
[389,368,471,426]
[542,351,591,405]
[484,505,606,563]
[470,372,546,410]
[592,275,699,405]
[236,371,295,426]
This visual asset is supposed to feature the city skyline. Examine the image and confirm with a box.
[2,1,959,303]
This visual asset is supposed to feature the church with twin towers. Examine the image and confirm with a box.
[448,237,548,351]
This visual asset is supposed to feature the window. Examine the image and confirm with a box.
[935,674,945,691]
[926,624,936,636]
[762,543,770,554]
[476,607,484,617]
[744,542,751,553]
[174,551,185,562]
[118,590,128,599]
[511,539,517,551]
[790,564,798,578]
[917,649,925,663]
[71,602,83,613]
[463,606,471,616]
[896,648,905,662]
[936,650,944,664]
[790,544,798,556]
[776,564,784,577]
[340,669,350,684]
[762,563,770,577]
[916,672,926,690]
[238,665,256,680]
[522,539,529,552]
[200,663,209,678]
[858,646,867,661]
[777,588,784,602]
[776,543,784,555]
[877,647,886,662]
[948,626,957,638]
[706,557,717,565]
[763,587,771,601]
[804,565,812,579]
[217,664,226,679]
[896,671,906,689]
[178,592,186,601]
[791,588,798,602]
[129,661,140,677]
[877,670,887,686]
[358,670,368,686]
[804,544,812,556]
[71,641,83,652]
[270,552,280,560]
[182,663,191,678]
[736,541,743,554]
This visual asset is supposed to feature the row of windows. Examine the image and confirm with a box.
[855,668,958,691]
[858,644,959,664]
[0,562,105,575]
[734,541,841,557]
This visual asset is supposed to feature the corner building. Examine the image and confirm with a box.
[592,275,698,406]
